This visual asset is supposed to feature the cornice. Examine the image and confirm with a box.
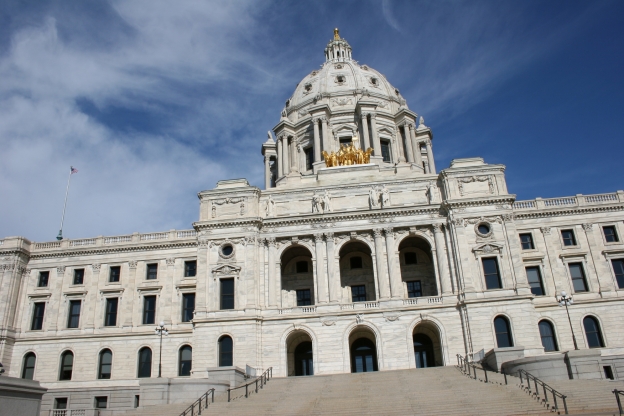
[444,196,516,208]
[29,241,198,260]
[514,204,624,220]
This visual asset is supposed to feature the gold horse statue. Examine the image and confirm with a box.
[322,145,374,168]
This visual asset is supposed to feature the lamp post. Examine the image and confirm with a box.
[155,321,168,377]
[558,291,579,350]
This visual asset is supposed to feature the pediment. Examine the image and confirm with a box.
[212,264,241,277]
[472,242,504,255]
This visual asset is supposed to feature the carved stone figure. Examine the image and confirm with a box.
[381,185,390,208]
[265,196,275,217]
[312,193,322,213]
[267,131,273,142]
[426,181,438,203]
[369,187,379,209]
[419,116,425,128]
[323,190,332,212]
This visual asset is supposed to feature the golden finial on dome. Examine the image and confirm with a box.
[334,28,340,40]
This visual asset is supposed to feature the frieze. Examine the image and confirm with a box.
[91,263,101,271]
[57,266,66,274]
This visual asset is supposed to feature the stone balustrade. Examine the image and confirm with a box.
[513,191,624,211]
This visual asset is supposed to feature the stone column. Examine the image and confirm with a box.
[321,117,330,153]
[326,232,339,303]
[85,264,101,329]
[267,238,277,307]
[264,156,271,189]
[290,137,298,172]
[162,258,175,325]
[312,118,321,163]
[281,136,290,175]
[315,233,328,303]
[410,127,423,168]
[583,223,613,294]
[403,124,414,163]
[373,228,390,300]
[384,227,402,298]
[396,128,406,163]
[126,261,138,327]
[433,224,451,295]
[360,114,371,150]
[370,113,381,156]
[425,140,436,174]
[277,138,284,177]
[195,241,209,318]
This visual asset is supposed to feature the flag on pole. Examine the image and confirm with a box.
[71,166,78,174]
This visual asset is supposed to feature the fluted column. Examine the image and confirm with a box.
[433,224,451,295]
[425,139,436,174]
[290,138,298,172]
[313,118,321,163]
[326,232,339,302]
[370,113,381,156]
[396,129,406,163]
[267,238,277,307]
[277,139,284,177]
[264,156,271,189]
[281,136,290,175]
[410,127,423,168]
[403,124,414,163]
[373,228,390,300]
[384,227,402,298]
[360,114,371,150]
[315,233,328,303]
[321,117,330,153]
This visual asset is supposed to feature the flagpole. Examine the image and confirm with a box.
[56,168,74,241]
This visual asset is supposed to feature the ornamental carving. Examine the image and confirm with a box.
[322,144,372,167]
[355,313,364,324]
[432,223,444,233]
[91,263,101,271]
[540,227,551,235]
[331,97,353,107]
[166,258,176,266]
[376,100,388,109]
[384,313,400,322]
[213,197,245,205]
[57,266,66,274]
[582,223,594,231]
[128,261,138,269]
[458,176,492,196]
[212,264,241,279]
[373,228,383,238]
[266,237,276,247]
[472,243,504,255]
[321,316,337,326]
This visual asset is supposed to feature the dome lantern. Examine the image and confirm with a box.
[325,28,352,62]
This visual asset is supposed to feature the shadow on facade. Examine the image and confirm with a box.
[399,237,437,297]
[281,245,314,307]
[339,241,376,302]
[413,322,443,368]
[349,326,378,373]
[286,330,314,376]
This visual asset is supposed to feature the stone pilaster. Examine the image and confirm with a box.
[425,139,436,173]
[360,114,370,150]
[373,228,390,300]
[432,224,451,295]
[314,233,328,303]
[267,238,277,307]
[312,118,321,163]
[384,227,402,298]
[403,124,414,163]
[195,240,209,318]
[325,232,339,303]
[321,117,330,153]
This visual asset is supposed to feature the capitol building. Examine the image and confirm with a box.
[2,29,624,413]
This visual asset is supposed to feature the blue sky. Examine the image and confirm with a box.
[1,0,623,242]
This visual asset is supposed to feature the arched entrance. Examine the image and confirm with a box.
[349,326,378,373]
[286,330,314,377]
[399,237,437,298]
[294,342,313,376]
[412,322,443,368]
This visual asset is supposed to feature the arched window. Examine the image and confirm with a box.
[59,351,74,381]
[22,352,36,380]
[350,338,378,373]
[494,316,513,348]
[538,321,558,352]
[98,349,112,379]
[179,345,192,376]
[137,347,152,378]
[583,316,605,348]
[218,336,233,367]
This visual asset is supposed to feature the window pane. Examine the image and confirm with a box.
[381,141,391,162]
[179,346,192,376]
[143,296,156,324]
[55,398,68,410]
[305,148,314,170]
[38,271,49,287]
[109,266,120,282]
[519,234,534,250]
[184,261,197,277]
[351,285,366,302]
[603,226,619,243]
[296,289,312,306]
[95,397,108,409]
[494,317,513,348]
[539,321,558,352]
[219,337,233,367]
[482,258,502,289]
[59,352,73,380]
[73,269,84,285]
[182,293,195,322]
[99,350,112,379]
[220,279,235,310]
[583,317,604,348]
[105,298,118,326]
[568,263,588,292]
[407,281,422,298]
[138,348,152,378]
[526,267,544,296]
[612,259,624,289]
[561,230,576,246]
[31,302,45,330]
[146,264,158,280]
[68,300,81,328]
[22,353,36,379]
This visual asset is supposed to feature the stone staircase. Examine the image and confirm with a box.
[119,366,624,416]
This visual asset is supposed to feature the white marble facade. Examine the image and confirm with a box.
[2,30,624,401]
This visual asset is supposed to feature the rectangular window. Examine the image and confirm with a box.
[143,296,156,324]
[482,257,502,289]
[146,263,158,280]
[407,281,422,298]
[296,261,309,273]
[105,298,118,326]
[38,271,49,287]
[351,285,366,302]
[67,300,81,328]
[305,147,314,171]
[561,229,577,246]
[350,256,363,269]
[182,293,195,322]
[95,397,108,409]
[612,259,624,289]
[339,137,351,147]
[526,266,544,296]
[380,140,391,162]
[603,226,619,243]
[519,233,535,250]
[109,266,121,282]
[134,395,140,408]
[568,262,588,292]
[31,302,45,330]
[55,398,68,410]
[404,252,417,265]
[220,278,235,310]
[184,261,197,277]
[296,289,312,306]
[73,268,85,285]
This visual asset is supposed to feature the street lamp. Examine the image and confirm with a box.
[155,321,168,377]
[557,291,579,350]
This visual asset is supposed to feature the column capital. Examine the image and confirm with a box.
[384,226,394,236]
[312,116,320,123]
[373,228,383,238]
[266,237,276,247]
[314,233,324,242]
[369,112,377,119]
[320,116,328,123]
[325,232,334,241]
[432,223,444,233]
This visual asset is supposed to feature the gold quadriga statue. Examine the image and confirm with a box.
[322,144,373,167]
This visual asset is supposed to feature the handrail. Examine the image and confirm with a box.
[518,369,568,415]
[456,354,489,383]
[613,389,624,415]
[179,388,214,416]
[227,367,273,402]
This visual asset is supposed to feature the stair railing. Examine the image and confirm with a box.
[517,369,568,415]
[613,389,624,415]
[456,354,488,383]
[179,388,215,416]
[227,367,273,402]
